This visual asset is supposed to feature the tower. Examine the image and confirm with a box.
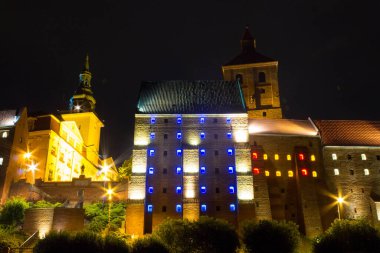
[222,27,283,119]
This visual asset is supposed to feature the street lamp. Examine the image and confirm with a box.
[337,196,344,220]
[107,188,114,230]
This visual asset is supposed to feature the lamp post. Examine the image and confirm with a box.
[337,197,344,220]
[107,188,113,230]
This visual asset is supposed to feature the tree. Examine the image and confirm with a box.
[0,225,26,250]
[241,220,300,253]
[153,217,239,253]
[0,197,29,226]
[34,231,72,253]
[313,219,380,253]
[117,157,132,182]
[84,202,127,232]
[131,236,169,253]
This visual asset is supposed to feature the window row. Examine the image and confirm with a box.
[252,152,316,162]
[150,117,232,125]
[150,132,233,140]
[147,185,236,195]
[148,148,234,157]
[253,168,318,177]
[331,153,380,161]
[333,168,371,176]
[146,203,236,213]
[148,166,235,175]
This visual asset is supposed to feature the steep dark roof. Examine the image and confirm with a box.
[313,120,380,146]
[137,80,246,114]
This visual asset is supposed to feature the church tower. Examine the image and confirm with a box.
[222,27,283,119]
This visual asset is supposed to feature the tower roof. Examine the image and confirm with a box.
[137,80,246,114]
[224,26,276,66]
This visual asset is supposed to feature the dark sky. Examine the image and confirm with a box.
[1,0,379,164]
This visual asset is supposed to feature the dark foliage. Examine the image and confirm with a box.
[130,236,169,253]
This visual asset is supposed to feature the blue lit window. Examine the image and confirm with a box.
[200,166,206,174]
[200,186,207,194]
[150,133,155,139]
[200,117,205,124]
[177,149,182,156]
[226,117,231,124]
[176,167,182,174]
[177,117,182,124]
[150,117,156,124]
[176,186,182,194]
[227,148,234,156]
[177,132,182,139]
[147,204,153,213]
[148,187,154,194]
[149,149,155,156]
[201,204,207,212]
[229,186,235,194]
[229,204,236,212]
[200,132,205,139]
[228,166,234,174]
[200,149,206,156]
[227,132,232,139]
[176,204,182,213]
[148,167,154,175]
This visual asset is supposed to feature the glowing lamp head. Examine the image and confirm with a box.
[24,152,31,159]
[28,163,37,172]
[74,105,81,111]
[107,189,114,200]
[337,197,344,204]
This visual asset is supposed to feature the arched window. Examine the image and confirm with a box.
[258,72,266,82]
[236,74,243,84]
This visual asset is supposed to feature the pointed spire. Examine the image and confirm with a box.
[241,26,256,51]
[84,54,90,72]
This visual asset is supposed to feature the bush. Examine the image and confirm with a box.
[131,236,169,253]
[0,197,29,226]
[313,219,380,253]
[0,225,26,250]
[34,231,72,253]
[30,200,62,208]
[84,202,127,232]
[241,220,300,253]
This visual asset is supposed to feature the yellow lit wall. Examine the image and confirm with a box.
[129,176,146,200]
[132,149,147,173]
[237,175,254,200]
[183,149,199,173]
[184,175,198,199]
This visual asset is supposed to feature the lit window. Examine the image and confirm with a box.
[275,154,279,160]
[288,170,294,177]
[200,132,205,139]
[229,186,235,194]
[364,169,370,175]
[361,154,367,160]
[253,168,260,175]
[311,155,316,161]
[200,166,206,174]
[176,204,182,213]
[298,153,305,161]
[149,149,155,156]
[0,157,3,165]
[332,154,337,160]
[263,154,268,160]
[177,149,182,156]
[201,204,207,212]
[148,167,154,175]
[150,117,156,124]
[177,117,182,124]
[176,167,182,174]
[230,204,236,212]
[312,171,318,177]
[176,186,182,194]
[276,171,281,177]
[226,117,231,124]
[200,149,206,156]
[227,149,234,156]
[2,131,8,138]
[334,168,339,175]
[200,186,207,194]
[252,152,258,160]
[287,154,291,161]
[177,132,182,139]
[227,132,232,139]
[150,133,155,139]
[228,166,234,174]
[200,117,205,124]
[147,204,153,213]
[265,170,270,176]
[148,187,154,194]
[301,168,308,176]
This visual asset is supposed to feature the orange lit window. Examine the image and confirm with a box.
[276,171,281,177]
[274,154,279,160]
[312,171,317,177]
[253,168,260,175]
[263,154,268,160]
[265,170,270,176]
[252,152,258,160]
[301,168,308,176]
[298,153,305,161]
[311,155,316,161]
[287,154,291,161]
[288,170,294,177]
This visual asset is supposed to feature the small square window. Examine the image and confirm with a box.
[298,153,305,161]
[332,153,337,160]
[334,168,339,175]
[216,206,221,211]
[163,151,168,156]
[227,149,233,156]
[312,171,318,177]
[253,168,260,175]
[148,187,153,194]
[214,134,218,139]
[263,154,268,160]
[164,119,168,123]
[176,186,182,194]
[361,154,367,160]
[364,169,370,175]
[148,167,154,175]
[176,204,182,213]
[377,155,380,161]
[350,169,354,175]
[200,166,206,174]
[276,171,281,177]
[164,134,168,139]
[227,132,232,139]
[201,204,207,212]
[347,154,352,160]
[311,155,316,161]
[301,168,308,176]
[288,170,294,177]
[265,170,270,176]
[177,117,182,124]
[274,154,279,160]
[200,117,205,124]
[150,133,155,139]
[163,188,167,193]
[200,186,206,194]
[215,187,220,193]
[147,204,153,213]
[177,132,182,139]
[226,117,231,124]
[0,157,3,166]
[200,149,206,156]
[215,168,219,174]
[177,149,182,156]
[200,132,205,139]
[149,149,155,157]
[162,206,167,212]
[150,117,156,124]
[287,154,291,161]
[228,166,234,174]
[163,168,168,174]
[230,204,236,212]
[229,186,235,194]
[176,167,182,174]
[213,118,218,123]
[214,150,219,156]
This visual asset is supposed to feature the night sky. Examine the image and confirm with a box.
[1,0,379,164]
